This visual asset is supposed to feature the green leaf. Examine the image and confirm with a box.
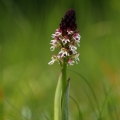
[54,73,62,120]
[62,78,70,120]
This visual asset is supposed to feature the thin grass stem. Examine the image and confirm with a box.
[68,69,100,114]
[98,83,114,120]
[84,88,98,118]
[111,98,119,120]
[70,96,83,120]
[5,98,29,120]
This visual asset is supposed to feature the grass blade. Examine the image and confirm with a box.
[84,88,98,118]
[98,83,114,120]
[68,69,100,114]
[41,110,50,120]
[54,73,62,120]
[103,82,114,120]
[70,96,83,120]
[107,101,114,120]
[0,87,4,120]
[5,98,29,120]
[16,84,40,119]
[111,98,119,120]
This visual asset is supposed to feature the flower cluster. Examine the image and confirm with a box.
[48,9,81,66]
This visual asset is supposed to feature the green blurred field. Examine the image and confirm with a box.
[0,0,120,120]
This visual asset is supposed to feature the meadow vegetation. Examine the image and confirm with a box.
[0,0,120,120]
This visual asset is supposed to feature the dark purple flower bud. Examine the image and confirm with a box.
[60,9,77,34]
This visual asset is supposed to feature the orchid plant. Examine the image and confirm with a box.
[48,9,81,120]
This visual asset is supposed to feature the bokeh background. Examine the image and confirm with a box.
[0,0,120,120]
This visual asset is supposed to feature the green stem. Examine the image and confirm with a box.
[61,59,67,100]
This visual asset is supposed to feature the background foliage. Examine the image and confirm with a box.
[0,0,120,120]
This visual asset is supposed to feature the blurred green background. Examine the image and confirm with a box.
[0,0,120,120]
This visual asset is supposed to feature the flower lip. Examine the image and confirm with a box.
[59,48,68,58]
[68,58,75,65]
[48,55,58,65]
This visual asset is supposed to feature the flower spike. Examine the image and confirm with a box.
[48,9,81,66]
